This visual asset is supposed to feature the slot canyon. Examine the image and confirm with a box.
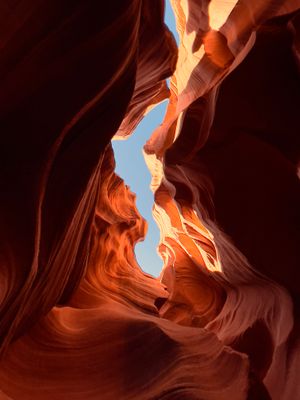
[0,1,300,399]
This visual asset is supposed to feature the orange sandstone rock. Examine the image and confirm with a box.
[0,1,299,399]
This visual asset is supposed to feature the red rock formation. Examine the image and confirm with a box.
[0,1,299,399]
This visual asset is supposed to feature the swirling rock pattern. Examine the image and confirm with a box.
[0,1,299,399]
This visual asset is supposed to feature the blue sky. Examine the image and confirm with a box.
[112,1,177,277]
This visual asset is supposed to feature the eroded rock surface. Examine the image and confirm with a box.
[0,1,299,399]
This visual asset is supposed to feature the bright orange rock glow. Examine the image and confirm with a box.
[0,1,299,399]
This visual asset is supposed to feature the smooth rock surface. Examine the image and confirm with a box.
[0,1,299,399]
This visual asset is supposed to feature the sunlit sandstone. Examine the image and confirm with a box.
[0,1,299,399]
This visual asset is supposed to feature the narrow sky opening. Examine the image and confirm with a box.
[112,1,178,277]
[112,105,165,277]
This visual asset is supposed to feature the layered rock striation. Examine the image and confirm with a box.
[0,1,299,399]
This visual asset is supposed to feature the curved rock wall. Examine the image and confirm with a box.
[0,1,299,399]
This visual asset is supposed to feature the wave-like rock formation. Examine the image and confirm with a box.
[0,1,299,399]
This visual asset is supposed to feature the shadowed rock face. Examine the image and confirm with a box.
[0,1,299,399]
